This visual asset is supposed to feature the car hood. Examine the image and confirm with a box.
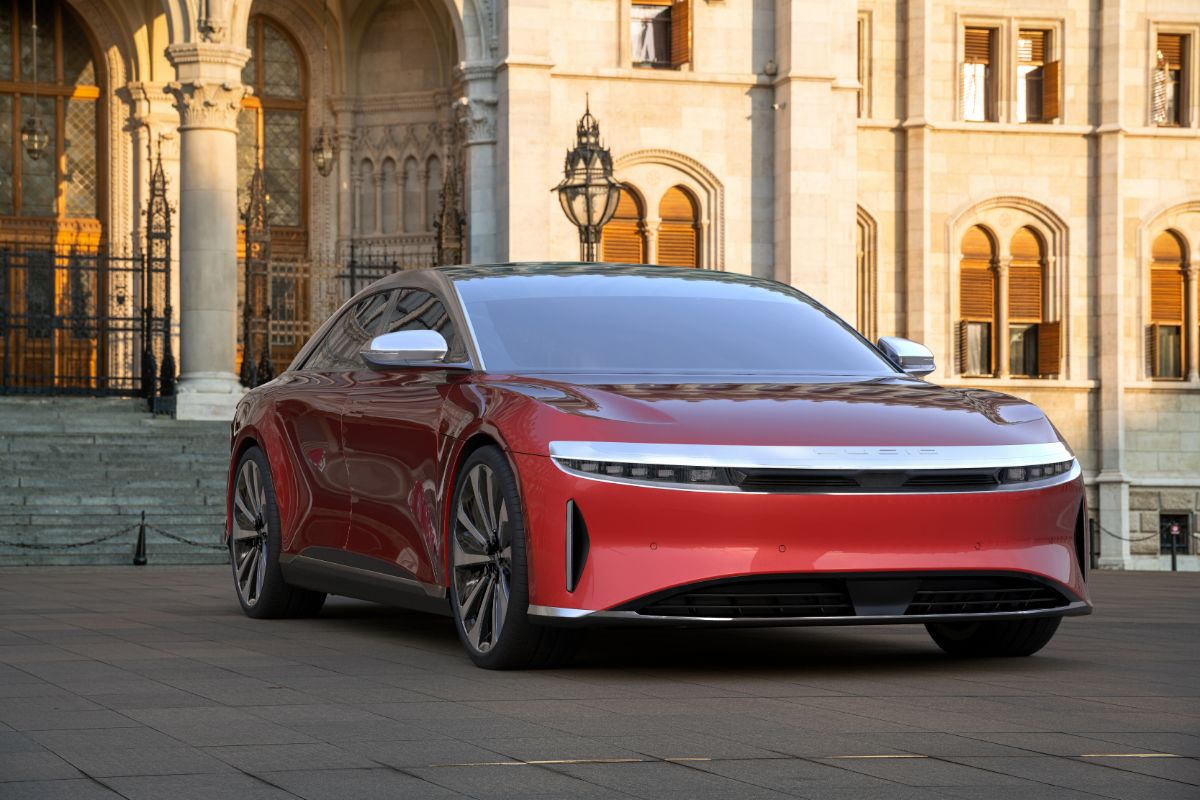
[483,374,1064,450]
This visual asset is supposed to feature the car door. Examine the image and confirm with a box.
[277,290,393,557]
[343,286,469,585]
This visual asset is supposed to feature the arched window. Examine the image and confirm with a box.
[1009,227,1046,376]
[1149,230,1186,379]
[238,16,306,255]
[402,158,420,234]
[380,158,397,234]
[425,155,441,232]
[657,185,699,268]
[958,226,996,376]
[601,187,646,263]
[0,0,101,238]
[358,159,376,235]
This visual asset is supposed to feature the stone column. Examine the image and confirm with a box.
[418,166,429,232]
[644,218,661,265]
[1186,264,1199,382]
[373,170,384,235]
[165,44,249,421]
[457,65,498,264]
[333,101,356,255]
[996,260,1010,378]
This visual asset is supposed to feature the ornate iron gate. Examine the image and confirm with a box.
[0,153,174,403]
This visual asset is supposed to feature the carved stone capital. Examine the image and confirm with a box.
[455,95,497,146]
[165,80,247,132]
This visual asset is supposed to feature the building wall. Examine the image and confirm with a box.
[11,0,1195,567]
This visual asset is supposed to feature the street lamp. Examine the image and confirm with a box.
[553,100,622,262]
[21,0,49,161]
[311,127,335,177]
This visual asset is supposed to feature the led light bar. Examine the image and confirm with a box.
[554,458,735,486]
[1000,460,1075,484]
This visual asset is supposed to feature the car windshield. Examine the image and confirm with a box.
[454,271,897,375]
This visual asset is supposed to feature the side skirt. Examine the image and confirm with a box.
[280,548,451,617]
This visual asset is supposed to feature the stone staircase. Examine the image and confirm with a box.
[0,397,230,566]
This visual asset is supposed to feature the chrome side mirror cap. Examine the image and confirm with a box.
[877,336,936,378]
[361,330,448,368]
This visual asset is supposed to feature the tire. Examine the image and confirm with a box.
[448,446,580,669]
[926,616,1062,658]
[229,446,327,620]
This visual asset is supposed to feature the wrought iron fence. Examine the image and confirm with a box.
[0,245,173,399]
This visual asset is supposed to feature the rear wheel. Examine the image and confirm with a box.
[926,617,1061,657]
[229,446,326,619]
[448,446,579,669]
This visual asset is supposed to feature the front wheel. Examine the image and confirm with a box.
[926,617,1062,657]
[229,446,326,619]
[448,446,579,669]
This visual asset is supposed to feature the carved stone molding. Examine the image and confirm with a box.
[165,81,247,132]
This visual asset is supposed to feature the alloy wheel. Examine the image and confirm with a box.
[230,458,269,607]
[452,463,511,653]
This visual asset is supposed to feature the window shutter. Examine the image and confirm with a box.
[1043,60,1061,119]
[601,189,645,263]
[1147,324,1160,377]
[657,186,699,268]
[1150,268,1184,323]
[956,320,970,374]
[670,0,690,67]
[1019,30,1045,64]
[1157,33,1184,69]
[960,267,995,319]
[1009,263,1043,321]
[965,28,992,63]
[1037,321,1061,376]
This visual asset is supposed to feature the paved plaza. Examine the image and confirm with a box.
[0,567,1196,799]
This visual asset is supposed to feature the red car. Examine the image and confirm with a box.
[227,264,1091,669]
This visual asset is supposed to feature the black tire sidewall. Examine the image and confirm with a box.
[447,446,538,668]
[230,446,292,619]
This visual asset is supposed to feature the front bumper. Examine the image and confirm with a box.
[513,451,1091,624]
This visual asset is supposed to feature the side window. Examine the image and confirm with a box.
[304,291,393,372]
[381,289,467,362]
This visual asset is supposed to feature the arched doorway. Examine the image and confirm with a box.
[0,0,112,393]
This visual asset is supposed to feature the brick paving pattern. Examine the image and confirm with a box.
[0,568,1196,799]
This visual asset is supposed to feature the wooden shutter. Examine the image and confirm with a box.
[965,28,992,63]
[1043,60,1061,119]
[1019,30,1046,64]
[1147,324,1160,377]
[1152,230,1184,263]
[670,0,690,67]
[1038,321,1061,376]
[1158,33,1184,69]
[960,226,995,320]
[1009,228,1044,322]
[956,320,970,374]
[1151,268,1184,323]
[657,186,698,268]
[601,189,645,263]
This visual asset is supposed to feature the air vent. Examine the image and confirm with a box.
[633,578,853,618]
[905,576,1068,616]
[565,500,589,593]
[732,468,1003,493]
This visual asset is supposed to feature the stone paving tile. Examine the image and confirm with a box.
[546,760,806,799]
[342,738,510,769]
[0,779,127,799]
[204,742,377,773]
[0,750,84,782]
[259,767,466,800]
[100,771,301,800]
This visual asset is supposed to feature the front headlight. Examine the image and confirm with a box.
[554,458,736,487]
[1000,460,1076,484]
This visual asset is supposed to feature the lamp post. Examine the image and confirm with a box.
[20,0,49,161]
[553,100,622,262]
[311,0,336,177]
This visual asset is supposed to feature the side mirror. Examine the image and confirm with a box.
[877,336,936,378]
[361,330,448,368]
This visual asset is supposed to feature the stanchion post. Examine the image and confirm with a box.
[133,510,147,566]
[1089,518,1100,571]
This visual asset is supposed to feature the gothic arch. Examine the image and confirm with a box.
[613,149,724,270]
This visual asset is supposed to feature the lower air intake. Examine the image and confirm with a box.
[905,576,1069,615]
[633,578,853,618]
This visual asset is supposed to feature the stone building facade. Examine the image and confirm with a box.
[0,0,1196,569]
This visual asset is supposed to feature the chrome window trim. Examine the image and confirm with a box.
[548,441,1073,471]
[450,281,488,371]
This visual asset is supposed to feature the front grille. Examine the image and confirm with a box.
[635,578,853,618]
[905,576,1068,615]
[731,468,1001,493]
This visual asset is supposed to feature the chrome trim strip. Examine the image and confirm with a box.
[548,441,1073,471]
[528,601,1092,626]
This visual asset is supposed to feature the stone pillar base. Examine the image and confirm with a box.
[175,372,244,421]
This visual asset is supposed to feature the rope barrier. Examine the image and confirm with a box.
[0,513,226,561]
